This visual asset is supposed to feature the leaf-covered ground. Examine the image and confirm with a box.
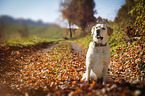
[0,42,145,96]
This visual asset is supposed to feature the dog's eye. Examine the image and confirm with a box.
[102,28,105,30]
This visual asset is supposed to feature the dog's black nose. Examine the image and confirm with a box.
[97,36,103,40]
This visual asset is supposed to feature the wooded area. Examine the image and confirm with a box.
[61,0,145,40]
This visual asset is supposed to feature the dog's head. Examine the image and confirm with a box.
[91,24,113,45]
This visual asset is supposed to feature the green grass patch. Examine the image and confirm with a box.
[0,37,58,47]
[0,24,65,42]
[0,23,65,47]
[73,35,92,50]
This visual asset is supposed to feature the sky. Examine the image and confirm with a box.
[0,0,125,25]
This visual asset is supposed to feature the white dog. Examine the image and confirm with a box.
[82,24,113,84]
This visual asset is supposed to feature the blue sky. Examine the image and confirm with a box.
[0,0,125,24]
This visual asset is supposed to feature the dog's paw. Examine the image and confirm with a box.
[81,77,89,82]
[81,78,85,81]
[85,78,89,82]
[81,73,86,81]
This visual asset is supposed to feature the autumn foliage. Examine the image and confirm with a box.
[0,41,145,95]
[60,0,96,32]
[0,0,145,95]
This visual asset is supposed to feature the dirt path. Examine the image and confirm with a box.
[71,43,85,55]
[37,43,59,53]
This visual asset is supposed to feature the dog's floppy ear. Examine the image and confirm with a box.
[91,26,95,35]
[107,26,113,36]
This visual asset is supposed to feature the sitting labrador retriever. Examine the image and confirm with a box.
[81,24,113,85]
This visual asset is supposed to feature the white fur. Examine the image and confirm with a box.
[82,24,112,84]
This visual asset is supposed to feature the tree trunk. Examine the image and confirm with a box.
[69,22,72,39]
[73,29,76,36]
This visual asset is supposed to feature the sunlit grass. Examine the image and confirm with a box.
[0,23,65,46]
[0,37,59,47]
[1,23,65,40]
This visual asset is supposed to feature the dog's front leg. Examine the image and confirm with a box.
[85,62,92,81]
[102,65,108,85]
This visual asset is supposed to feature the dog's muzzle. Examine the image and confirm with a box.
[97,36,103,40]
[96,29,103,40]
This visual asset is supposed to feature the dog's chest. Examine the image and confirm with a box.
[92,47,108,61]
[94,47,104,54]
[86,43,110,63]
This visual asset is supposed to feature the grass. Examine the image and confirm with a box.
[3,24,65,40]
[0,37,58,47]
[28,26,65,39]
[0,23,65,47]
[73,35,92,50]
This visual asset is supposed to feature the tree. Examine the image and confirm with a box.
[60,0,76,38]
[96,16,108,24]
[114,0,136,23]
[129,0,145,38]
[60,0,96,38]
[115,0,145,39]
[74,0,96,31]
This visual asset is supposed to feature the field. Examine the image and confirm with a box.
[0,24,65,46]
